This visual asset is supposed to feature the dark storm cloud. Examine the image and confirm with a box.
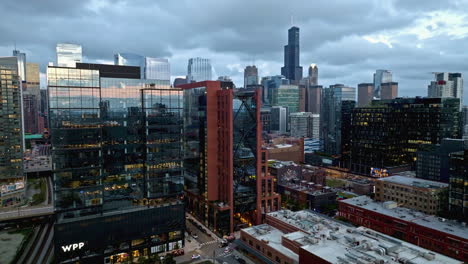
[0,0,467,103]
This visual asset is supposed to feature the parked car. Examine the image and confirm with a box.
[191,254,201,260]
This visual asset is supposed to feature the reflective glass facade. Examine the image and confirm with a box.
[48,64,184,263]
[270,84,300,113]
[145,57,170,81]
[56,43,82,67]
[187,57,212,82]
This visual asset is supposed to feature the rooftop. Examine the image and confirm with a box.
[243,210,462,264]
[378,175,448,189]
[341,196,468,239]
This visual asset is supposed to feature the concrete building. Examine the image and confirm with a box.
[261,108,271,133]
[289,112,319,138]
[375,175,448,215]
[266,137,304,164]
[381,82,398,100]
[339,196,468,262]
[428,72,463,108]
[358,83,373,107]
[277,183,336,211]
[238,210,461,264]
[244,65,258,87]
[304,84,321,114]
[308,64,318,85]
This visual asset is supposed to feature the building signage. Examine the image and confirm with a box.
[62,242,85,252]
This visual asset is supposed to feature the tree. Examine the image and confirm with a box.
[162,254,175,264]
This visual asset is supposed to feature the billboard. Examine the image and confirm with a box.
[370,167,389,178]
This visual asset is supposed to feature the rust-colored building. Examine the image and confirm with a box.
[266,137,304,163]
[339,196,468,262]
[381,82,398,100]
[180,81,280,236]
[357,83,373,107]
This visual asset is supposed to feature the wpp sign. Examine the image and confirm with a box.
[61,242,85,252]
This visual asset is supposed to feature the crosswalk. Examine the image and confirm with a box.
[199,240,218,247]
[217,251,233,258]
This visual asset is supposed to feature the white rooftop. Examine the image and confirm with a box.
[341,196,468,239]
[378,175,448,189]
[242,224,298,262]
[261,210,463,264]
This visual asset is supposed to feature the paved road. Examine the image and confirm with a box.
[0,206,53,221]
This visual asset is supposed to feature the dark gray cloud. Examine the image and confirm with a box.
[0,0,467,103]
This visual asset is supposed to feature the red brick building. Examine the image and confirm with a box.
[339,196,468,262]
[180,81,280,235]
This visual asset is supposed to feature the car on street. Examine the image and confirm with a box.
[191,254,201,260]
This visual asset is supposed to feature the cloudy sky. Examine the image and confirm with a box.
[0,0,467,103]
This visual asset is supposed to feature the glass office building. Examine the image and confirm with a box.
[115,54,170,81]
[187,57,212,83]
[56,43,82,67]
[270,84,300,113]
[48,63,184,263]
[0,57,25,207]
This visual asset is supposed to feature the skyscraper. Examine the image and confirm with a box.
[48,63,184,262]
[463,106,468,139]
[448,149,467,221]
[22,63,42,134]
[244,65,258,87]
[357,83,374,107]
[350,97,462,175]
[281,26,303,84]
[305,85,322,114]
[56,43,82,67]
[181,81,280,235]
[308,64,318,85]
[115,53,170,81]
[270,84,300,113]
[12,49,26,82]
[187,57,212,83]
[320,84,356,156]
[0,57,25,208]
[373,69,392,99]
[270,106,288,133]
[145,57,170,81]
[261,75,290,106]
[381,82,398,100]
[428,72,463,108]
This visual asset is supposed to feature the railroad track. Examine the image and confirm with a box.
[24,222,53,264]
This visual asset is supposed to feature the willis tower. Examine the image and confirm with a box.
[281,26,303,84]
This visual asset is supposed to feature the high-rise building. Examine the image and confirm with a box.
[304,85,321,114]
[357,83,373,107]
[350,98,462,175]
[428,72,463,108]
[0,57,25,208]
[48,63,183,263]
[244,65,258,87]
[270,106,287,133]
[340,100,356,169]
[56,43,82,67]
[270,84,300,113]
[145,57,170,81]
[12,49,26,82]
[289,112,320,140]
[281,27,303,84]
[115,53,170,81]
[181,81,280,236]
[320,84,356,156]
[448,149,467,221]
[173,77,187,87]
[217,76,233,82]
[308,64,318,85]
[463,106,468,139]
[381,81,398,100]
[187,57,212,83]
[416,139,467,183]
[260,108,271,133]
[40,89,49,129]
[261,75,289,106]
[373,69,392,99]
[22,63,42,134]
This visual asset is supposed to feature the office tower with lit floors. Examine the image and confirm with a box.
[181,81,280,236]
[48,63,185,263]
[0,57,25,208]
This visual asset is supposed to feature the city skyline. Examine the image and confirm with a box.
[0,0,467,103]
